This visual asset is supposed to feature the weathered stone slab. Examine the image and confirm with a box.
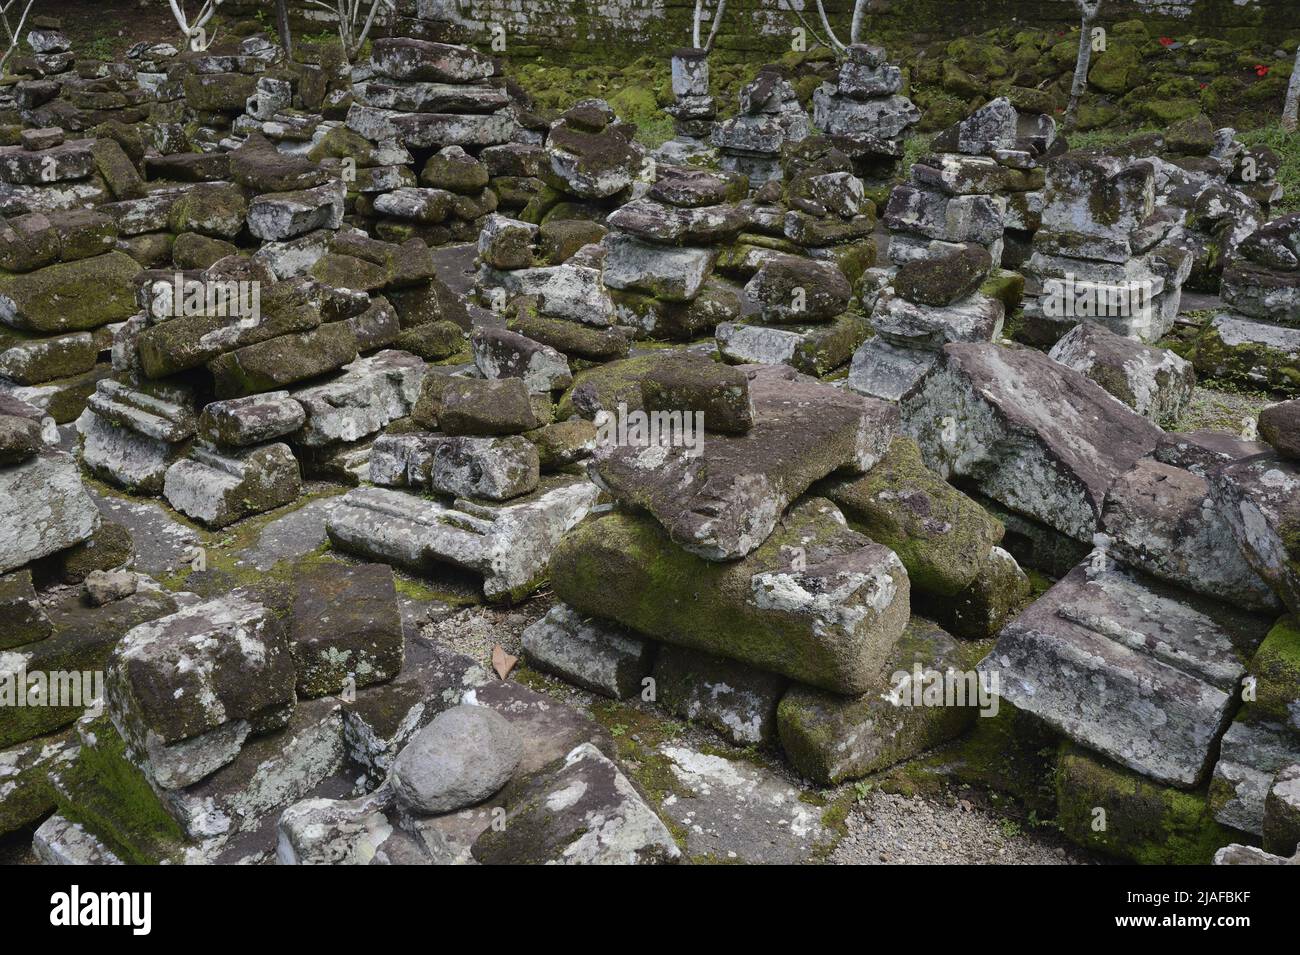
[979,562,1261,788]
[106,594,296,789]
[1210,454,1300,614]
[0,446,99,574]
[592,364,897,560]
[778,618,981,784]
[247,181,345,242]
[521,603,654,699]
[326,478,600,602]
[471,742,679,864]
[198,391,305,447]
[208,323,358,398]
[1210,720,1300,836]
[602,234,716,303]
[1049,321,1195,424]
[0,252,139,332]
[427,435,540,501]
[162,442,301,529]
[822,436,1003,597]
[551,498,910,695]
[901,343,1164,542]
[1193,314,1300,395]
[845,335,941,403]
[76,408,185,495]
[872,288,1004,351]
[653,644,786,746]
[1103,458,1280,611]
[471,326,572,394]
[157,698,343,849]
[291,350,425,447]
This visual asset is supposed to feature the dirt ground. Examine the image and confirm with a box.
[38,0,183,60]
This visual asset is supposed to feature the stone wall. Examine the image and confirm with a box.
[216,0,1297,59]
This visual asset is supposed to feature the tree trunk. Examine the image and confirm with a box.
[1284,43,1300,132]
[1064,3,1101,130]
[849,0,867,46]
[275,0,293,59]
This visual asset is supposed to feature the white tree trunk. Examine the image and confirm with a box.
[703,0,726,52]
[814,0,846,53]
[849,0,867,46]
[1284,43,1300,132]
[1065,1,1101,129]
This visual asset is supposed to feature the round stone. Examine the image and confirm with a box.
[391,704,523,815]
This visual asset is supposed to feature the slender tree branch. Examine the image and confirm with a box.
[703,0,727,53]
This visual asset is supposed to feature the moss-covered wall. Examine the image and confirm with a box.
[218,0,1297,59]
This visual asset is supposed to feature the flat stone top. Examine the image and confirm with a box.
[591,363,897,560]
[943,342,1164,500]
[1009,562,1262,691]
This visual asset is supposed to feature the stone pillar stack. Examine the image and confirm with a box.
[711,66,808,187]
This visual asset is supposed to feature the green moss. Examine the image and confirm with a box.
[1055,744,1234,865]
[1248,615,1300,726]
[551,502,907,693]
[53,715,186,865]
[823,437,1003,597]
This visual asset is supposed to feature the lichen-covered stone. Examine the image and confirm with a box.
[208,324,358,398]
[1056,744,1235,865]
[1109,457,1280,614]
[592,364,897,561]
[1210,453,1300,615]
[901,343,1163,542]
[550,498,910,695]
[163,442,302,529]
[1049,321,1195,425]
[436,376,542,436]
[290,562,403,699]
[1210,718,1300,836]
[1263,764,1300,856]
[0,446,99,575]
[979,561,1262,788]
[105,594,296,790]
[822,436,1002,597]
[521,603,654,700]
[652,644,786,746]
[777,618,983,784]
[471,742,678,865]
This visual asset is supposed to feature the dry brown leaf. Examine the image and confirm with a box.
[492,643,518,680]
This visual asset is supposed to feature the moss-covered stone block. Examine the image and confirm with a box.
[0,252,140,333]
[823,436,1003,597]
[1248,615,1300,731]
[55,520,134,584]
[50,714,186,865]
[777,618,984,784]
[1055,743,1235,865]
[550,498,910,694]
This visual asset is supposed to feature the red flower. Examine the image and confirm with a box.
[1199,82,1208,89]
[1158,36,1175,47]
[1255,64,1270,77]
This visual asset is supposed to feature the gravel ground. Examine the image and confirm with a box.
[831,790,1097,865]
[422,601,550,667]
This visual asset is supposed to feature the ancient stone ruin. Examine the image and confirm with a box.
[0,1,1298,874]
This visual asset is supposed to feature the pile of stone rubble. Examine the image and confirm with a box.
[0,14,1297,868]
